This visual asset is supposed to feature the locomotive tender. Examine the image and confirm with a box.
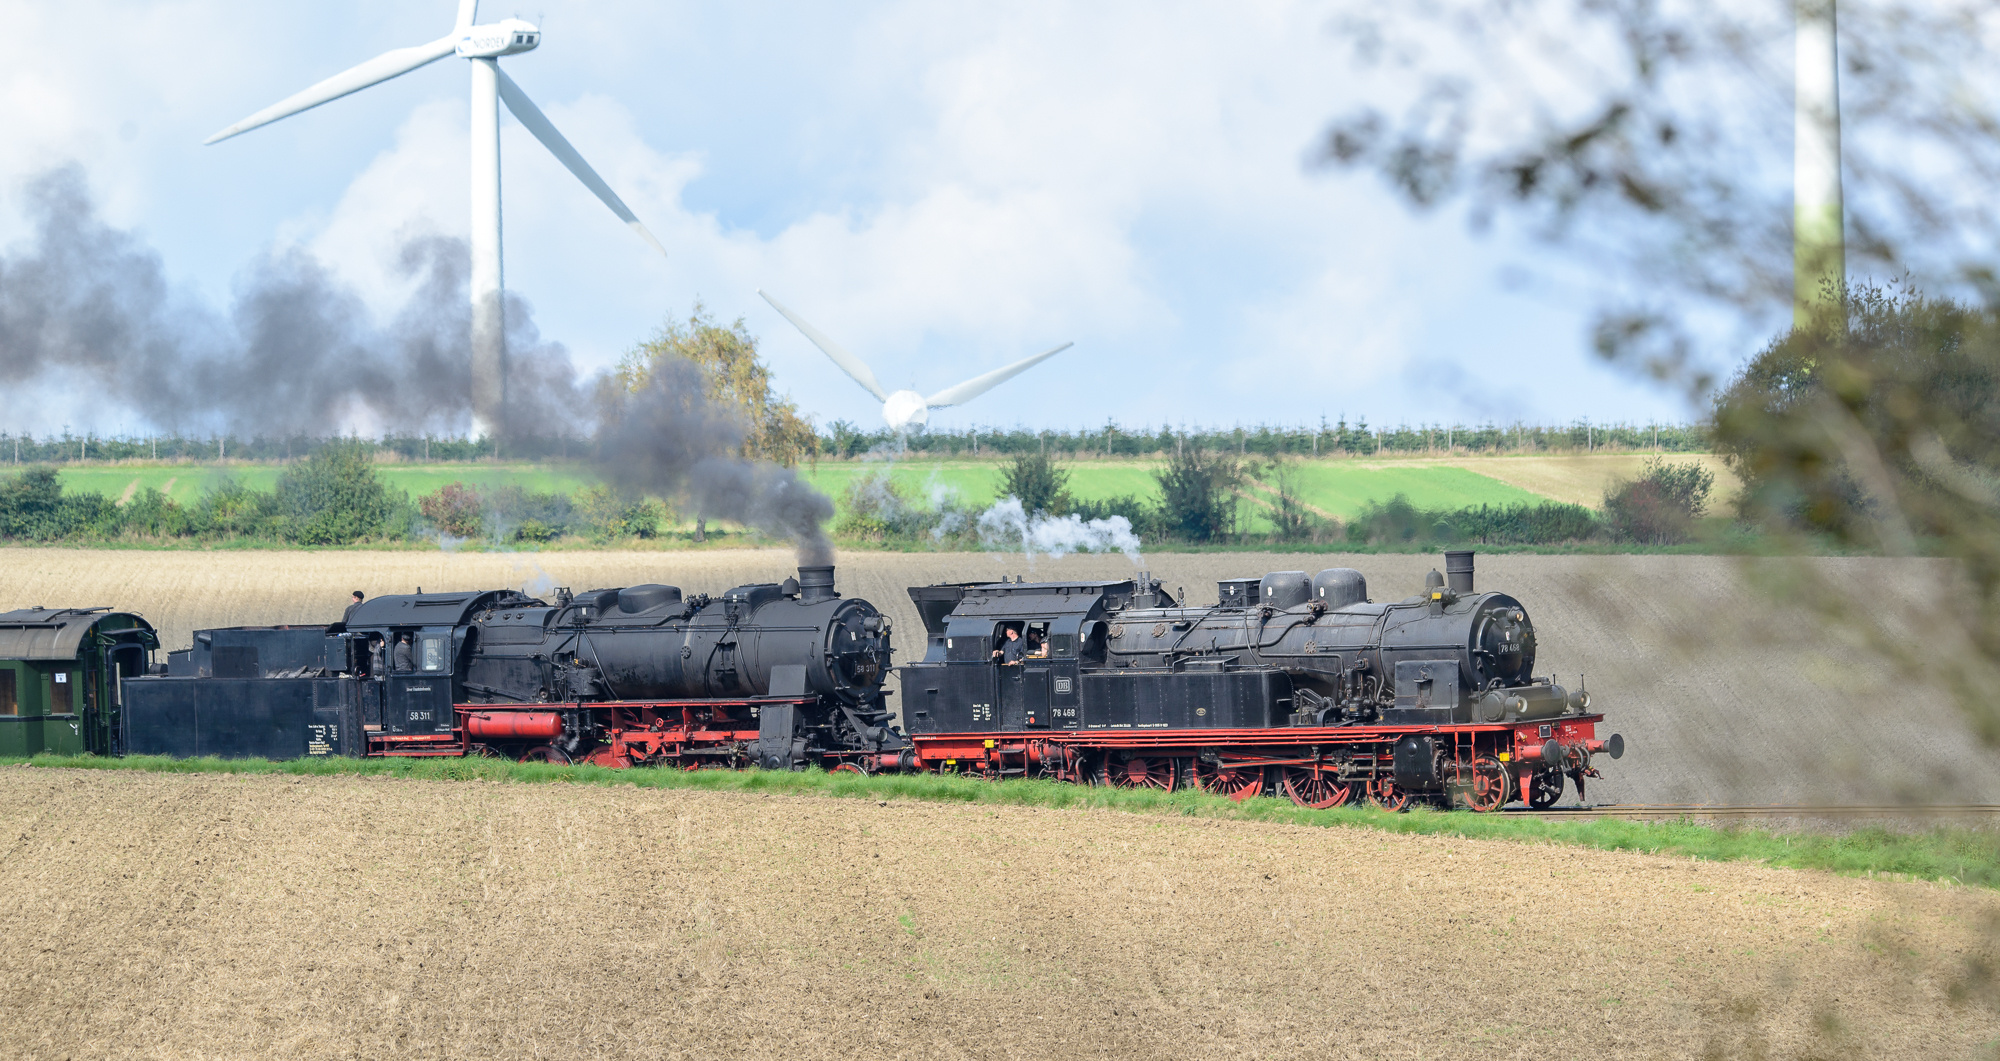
[898,550,1623,810]
[103,550,1619,811]
[122,565,905,770]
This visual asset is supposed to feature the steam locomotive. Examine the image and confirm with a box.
[123,565,905,771]
[109,550,1619,811]
[898,550,1623,810]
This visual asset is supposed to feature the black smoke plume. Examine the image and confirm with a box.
[0,164,592,436]
[0,165,835,558]
[592,357,836,564]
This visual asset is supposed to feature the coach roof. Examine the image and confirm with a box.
[0,608,157,661]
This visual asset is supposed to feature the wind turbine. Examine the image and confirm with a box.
[204,0,666,438]
[758,290,1073,434]
[1795,0,1843,325]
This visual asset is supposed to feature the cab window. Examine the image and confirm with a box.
[420,636,447,672]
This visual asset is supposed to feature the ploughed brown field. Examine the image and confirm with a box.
[1,767,1995,1060]
[1,546,1994,805]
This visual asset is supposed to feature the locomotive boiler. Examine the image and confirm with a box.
[123,565,906,770]
[898,551,1623,810]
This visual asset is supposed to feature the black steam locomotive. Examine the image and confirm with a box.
[104,550,1617,811]
[123,565,905,770]
[898,551,1622,810]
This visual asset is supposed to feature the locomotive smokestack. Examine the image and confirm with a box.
[1444,550,1475,594]
[798,565,838,602]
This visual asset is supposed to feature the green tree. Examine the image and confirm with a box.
[617,303,818,468]
[274,442,399,545]
[418,482,484,539]
[1265,466,1327,543]
[1000,452,1071,517]
[120,488,190,539]
[193,477,277,540]
[1154,446,1241,543]
[0,467,65,540]
[1712,286,1999,549]
[1602,457,1714,545]
[576,484,662,543]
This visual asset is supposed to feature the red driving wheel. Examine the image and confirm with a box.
[1107,754,1177,791]
[1281,765,1355,809]
[1192,759,1263,800]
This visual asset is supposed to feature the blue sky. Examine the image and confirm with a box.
[0,0,1702,437]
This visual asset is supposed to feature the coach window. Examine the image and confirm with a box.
[49,669,72,715]
[419,635,447,672]
[0,668,14,715]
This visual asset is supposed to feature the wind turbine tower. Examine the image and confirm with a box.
[205,1,666,438]
[1795,0,1843,325]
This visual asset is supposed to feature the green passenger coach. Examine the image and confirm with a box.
[0,608,158,756]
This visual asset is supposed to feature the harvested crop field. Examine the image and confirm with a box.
[2,546,1995,807]
[1,767,1994,1060]
[1424,453,1744,510]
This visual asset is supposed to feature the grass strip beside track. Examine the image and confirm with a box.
[16,753,1999,888]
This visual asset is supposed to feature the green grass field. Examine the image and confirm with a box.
[800,459,1547,530]
[40,458,1556,530]
[48,464,594,507]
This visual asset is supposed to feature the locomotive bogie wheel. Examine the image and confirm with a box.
[520,745,572,765]
[1459,756,1510,813]
[1527,767,1565,809]
[831,763,867,776]
[1191,760,1264,800]
[1281,766,1355,809]
[1369,777,1412,812]
[468,744,506,759]
[1107,754,1176,791]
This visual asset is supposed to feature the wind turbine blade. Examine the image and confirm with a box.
[758,290,890,402]
[202,34,459,145]
[455,0,479,30]
[924,342,1074,408]
[496,68,666,257]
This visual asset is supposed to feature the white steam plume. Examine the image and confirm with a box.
[976,495,1144,567]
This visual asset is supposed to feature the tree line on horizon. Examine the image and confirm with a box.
[0,417,1710,465]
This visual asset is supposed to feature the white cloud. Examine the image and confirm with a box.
[0,0,1697,436]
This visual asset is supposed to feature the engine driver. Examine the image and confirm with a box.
[992,625,1025,665]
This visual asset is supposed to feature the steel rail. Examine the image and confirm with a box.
[1508,803,2000,820]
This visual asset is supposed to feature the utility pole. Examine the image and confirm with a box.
[1795,0,1844,325]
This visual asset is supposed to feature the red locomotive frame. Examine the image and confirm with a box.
[362,699,1611,812]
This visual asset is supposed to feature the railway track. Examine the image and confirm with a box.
[1512,803,2000,821]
